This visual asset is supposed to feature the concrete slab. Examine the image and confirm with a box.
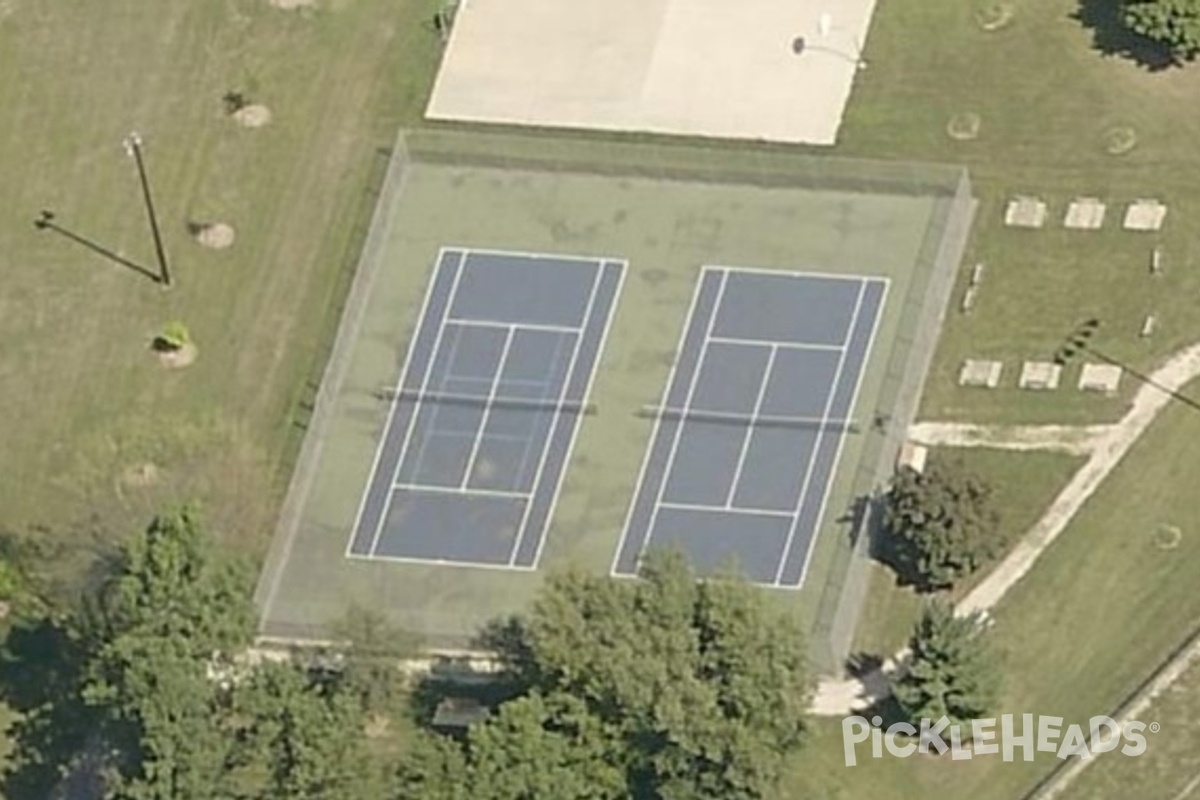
[426,0,876,145]
[1123,199,1167,231]
[1019,361,1062,390]
[1004,196,1046,228]
[1064,197,1105,230]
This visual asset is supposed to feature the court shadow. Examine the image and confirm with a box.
[1072,0,1179,70]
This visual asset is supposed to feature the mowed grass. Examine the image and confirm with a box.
[838,0,1200,425]
[0,0,438,560]
[786,380,1200,798]
[1057,653,1200,800]
[786,0,1200,796]
[851,446,1085,659]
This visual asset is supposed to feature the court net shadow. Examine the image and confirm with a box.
[34,211,161,285]
[1072,0,1180,70]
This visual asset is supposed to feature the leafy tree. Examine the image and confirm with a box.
[1124,0,1200,60]
[332,605,420,718]
[81,508,255,799]
[885,462,1001,590]
[394,732,470,800]
[891,601,1000,734]
[223,662,385,800]
[484,551,811,800]
[465,691,626,800]
[155,321,191,351]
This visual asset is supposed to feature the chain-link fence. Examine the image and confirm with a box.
[256,125,976,661]
[405,127,969,197]
[813,171,976,672]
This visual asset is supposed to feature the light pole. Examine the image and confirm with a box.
[123,132,173,289]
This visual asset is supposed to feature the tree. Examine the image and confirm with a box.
[465,691,626,800]
[477,551,811,800]
[224,662,385,800]
[81,508,255,800]
[1124,0,1200,60]
[891,601,1000,735]
[885,462,1001,590]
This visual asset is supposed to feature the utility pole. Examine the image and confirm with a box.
[123,132,173,289]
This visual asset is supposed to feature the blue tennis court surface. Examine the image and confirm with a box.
[613,267,887,588]
[348,248,624,568]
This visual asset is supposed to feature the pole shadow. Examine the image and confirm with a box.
[33,210,161,285]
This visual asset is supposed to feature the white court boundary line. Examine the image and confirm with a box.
[507,260,618,566]
[348,247,619,573]
[611,265,892,587]
[344,246,459,558]
[789,277,890,589]
[364,257,470,556]
[772,280,867,586]
[659,500,795,519]
[503,267,601,565]
[529,260,629,570]
[625,269,730,575]
[392,483,529,500]
[609,267,716,578]
[708,334,843,352]
[724,344,779,508]
[460,327,518,488]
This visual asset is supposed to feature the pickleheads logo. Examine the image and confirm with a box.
[842,714,1155,766]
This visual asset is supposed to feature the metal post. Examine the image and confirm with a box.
[124,132,172,288]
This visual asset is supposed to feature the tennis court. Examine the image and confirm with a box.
[613,267,887,587]
[347,247,624,568]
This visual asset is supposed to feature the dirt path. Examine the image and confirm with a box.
[811,342,1200,715]
[907,421,1112,455]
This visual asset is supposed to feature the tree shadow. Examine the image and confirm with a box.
[865,494,946,593]
[0,617,96,800]
[845,651,884,681]
[1071,0,1179,71]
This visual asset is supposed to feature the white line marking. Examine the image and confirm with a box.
[724,344,779,508]
[366,259,469,556]
[637,270,730,569]
[609,267,717,577]
[387,324,471,496]
[773,279,868,585]
[708,334,843,351]
[445,317,582,335]
[392,482,530,500]
[506,263,607,566]
[706,263,880,283]
[793,279,889,589]
[346,550,537,573]
[344,247,459,558]
[530,261,629,569]
[659,500,795,519]
[461,246,622,267]
[461,327,517,489]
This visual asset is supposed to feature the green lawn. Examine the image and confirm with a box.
[1057,649,1200,800]
[787,382,1200,798]
[8,0,1200,797]
[852,446,1085,659]
[0,0,438,561]
[839,0,1200,425]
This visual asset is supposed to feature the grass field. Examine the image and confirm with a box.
[840,0,1200,426]
[851,446,1085,659]
[8,0,1200,797]
[1058,650,1200,800]
[0,0,438,563]
[788,380,1200,798]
